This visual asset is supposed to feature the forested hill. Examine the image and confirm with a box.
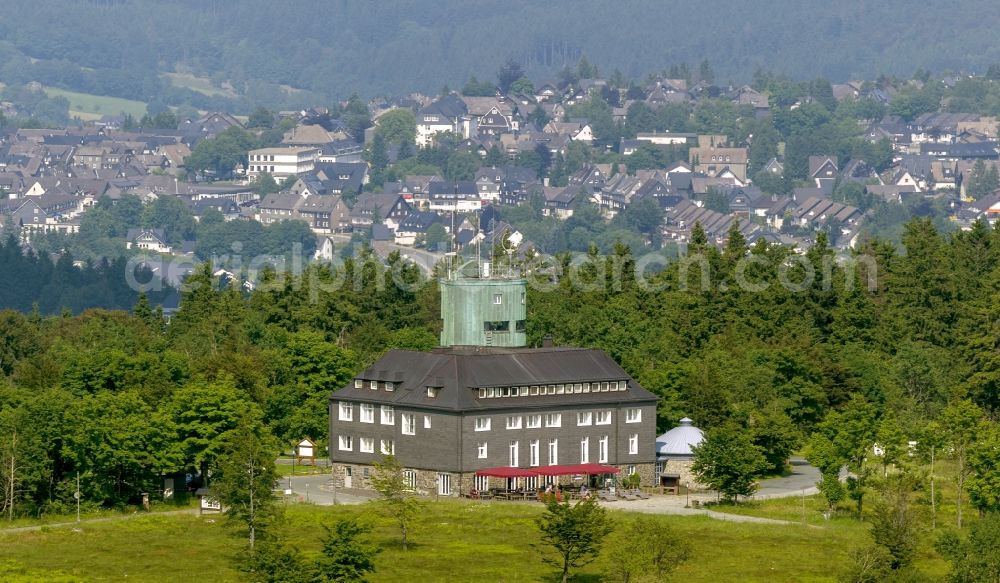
[4,0,1000,104]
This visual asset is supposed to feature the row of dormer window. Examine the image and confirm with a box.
[355,379,396,391]
[473,408,641,431]
[477,380,628,399]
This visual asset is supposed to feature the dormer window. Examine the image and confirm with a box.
[385,382,395,392]
[369,380,377,390]
[355,379,363,389]
[427,387,440,398]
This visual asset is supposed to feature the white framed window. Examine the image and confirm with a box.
[385,382,395,392]
[577,412,592,426]
[509,440,519,467]
[619,380,629,391]
[354,379,363,388]
[530,386,539,396]
[339,402,353,421]
[475,474,490,491]
[530,440,539,466]
[627,464,636,476]
[360,437,374,453]
[580,437,590,463]
[381,405,395,425]
[478,442,488,459]
[403,469,417,490]
[596,410,612,425]
[338,435,353,451]
[626,408,641,423]
[402,413,415,435]
[369,380,378,390]
[556,384,565,395]
[438,473,451,496]
[599,436,609,463]
[655,461,665,474]
[629,433,638,455]
[475,417,491,431]
[424,416,432,429]
[545,413,561,428]
[493,293,502,305]
[478,388,486,399]
[526,414,542,428]
[380,439,395,455]
[547,439,559,465]
[506,415,522,430]
[360,403,375,423]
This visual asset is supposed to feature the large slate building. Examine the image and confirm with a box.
[328,273,658,496]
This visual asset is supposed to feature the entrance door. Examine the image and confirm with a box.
[344,466,353,488]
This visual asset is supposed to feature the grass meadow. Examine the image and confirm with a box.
[0,499,884,582]
[43,87,147,120]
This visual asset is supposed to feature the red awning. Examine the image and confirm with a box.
[475,466,540,478]
[531,464,621,476]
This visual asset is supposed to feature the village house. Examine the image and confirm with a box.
[427,180,483,213]
[351,192,412,231]
[125,228,172,254]
[688,145,748,182]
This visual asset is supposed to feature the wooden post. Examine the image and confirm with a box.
[6,431,16,521]
[930,446,936,530]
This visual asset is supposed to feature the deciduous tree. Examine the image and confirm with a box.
[691,425,767,502]
[370,454,423,550]
[536,495,613,583]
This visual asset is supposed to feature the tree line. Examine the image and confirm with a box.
[0,216,999,578]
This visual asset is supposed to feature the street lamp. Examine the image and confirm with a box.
[684,482,689,508]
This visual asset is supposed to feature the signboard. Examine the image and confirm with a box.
[296,438,317,466]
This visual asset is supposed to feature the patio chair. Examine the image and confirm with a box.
[597,489,616,502]
[632,488,650,500]
[618,490,638,501]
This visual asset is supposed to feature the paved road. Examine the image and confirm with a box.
[324,234,445,276]
[285,474,374,506]
[754,456,821,499]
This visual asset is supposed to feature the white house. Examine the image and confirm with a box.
[247,147,320,181]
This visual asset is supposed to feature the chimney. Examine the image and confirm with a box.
[542,334,554,348]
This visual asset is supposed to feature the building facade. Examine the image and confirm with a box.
[247,147,320,181]
[328,277,658,496]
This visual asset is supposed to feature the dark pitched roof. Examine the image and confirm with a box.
[397,210,442,232]
[331,347,657,412]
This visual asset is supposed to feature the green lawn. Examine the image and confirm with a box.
[43,87,147,120]
[162,72,236,98]
[0,499,890,582]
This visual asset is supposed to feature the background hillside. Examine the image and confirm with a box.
[2,0,1000,109]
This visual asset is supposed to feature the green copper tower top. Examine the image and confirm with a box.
[439,268,527,347]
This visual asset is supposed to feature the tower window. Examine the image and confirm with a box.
[493,293,502,305]
[484,321,510,332]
